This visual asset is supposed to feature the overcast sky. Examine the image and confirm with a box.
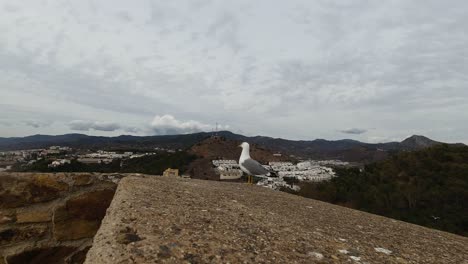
[0,0,467,143]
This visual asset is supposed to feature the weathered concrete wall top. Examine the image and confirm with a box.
[86,176,468,264]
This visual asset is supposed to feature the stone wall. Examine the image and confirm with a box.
[0,173,128,264]
[85,176,468,264]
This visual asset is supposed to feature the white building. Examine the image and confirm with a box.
[50,146,71,151]
[78,158,96,164]
[212,160,238,166]
[217,168,243,180]
[257,177,300,191]
[48,159,71,168]
[212,160,241,170]
[268,162,296,172]
[212,160,243,180]
[297,160,349,169]
[256,160,338,191]
[278,166,335,181]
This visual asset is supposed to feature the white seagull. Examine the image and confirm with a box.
[238,142,273,184]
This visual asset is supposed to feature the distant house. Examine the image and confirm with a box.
[48,161,61,168]
[218,169,243,180]
[78,158,102,164]
[212,160,243,180]
[48,159,71,168]
[163,168,179,177]
[269,162,296,172]
[212,160,239,169]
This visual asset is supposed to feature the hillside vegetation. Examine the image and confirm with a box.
[12,152,197,175]
[291,144,468,236]
[121,152,196,175]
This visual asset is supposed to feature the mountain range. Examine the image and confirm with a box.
[0,131,462,163]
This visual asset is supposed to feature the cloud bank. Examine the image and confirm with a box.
[0,0,467,143]
[23,120,51,128]
[340,128,367,135]
[69,120,121,132]
[149,115,227,135]
[66,115,227,135]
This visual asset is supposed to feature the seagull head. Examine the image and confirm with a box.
[239,142,249,149]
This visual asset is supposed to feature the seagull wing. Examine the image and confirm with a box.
[241,158,270,176]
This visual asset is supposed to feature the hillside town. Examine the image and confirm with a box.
[211,159,344,191]
[77,150,157,165]
[0,146,163,170]
[2,144,348,193]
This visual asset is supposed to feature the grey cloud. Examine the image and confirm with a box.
[188,0,213,11]
[206,12,243,53]
[339,128,367,135]
[0,121,12,126]
[116,11,132,22]
[148,2,177,25]
[123,127,141,133]
[23,120,51,128]
[0,47,172,116]
[69,120,121,132]
[3,4,20,13]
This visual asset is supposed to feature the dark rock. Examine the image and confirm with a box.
[16,209,51,223]
[72,174,93,186]
[0,225,48,246]
[116,227,142,244]
[0,176,31,208]
[53,189,115,241]
[32,174,69,192]
[157,245,172,259]
[65,189,114,220]
[7,246,77,264]
[0,211,16,224]
[116,233,142,244]
[0,175,68,208]
[183,253,201,264]
[53,218,100,241]
[171,225,182,235]
[67,246,91,264]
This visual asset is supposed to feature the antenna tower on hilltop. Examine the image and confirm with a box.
[211,122,221,139]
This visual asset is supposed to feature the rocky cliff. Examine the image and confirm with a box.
[0,173,140,264]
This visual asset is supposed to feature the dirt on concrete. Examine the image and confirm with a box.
[85,176,468,264]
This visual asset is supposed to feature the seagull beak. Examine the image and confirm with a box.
[238,144,242,148]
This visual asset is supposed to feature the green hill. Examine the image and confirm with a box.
[291,144,468,236]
